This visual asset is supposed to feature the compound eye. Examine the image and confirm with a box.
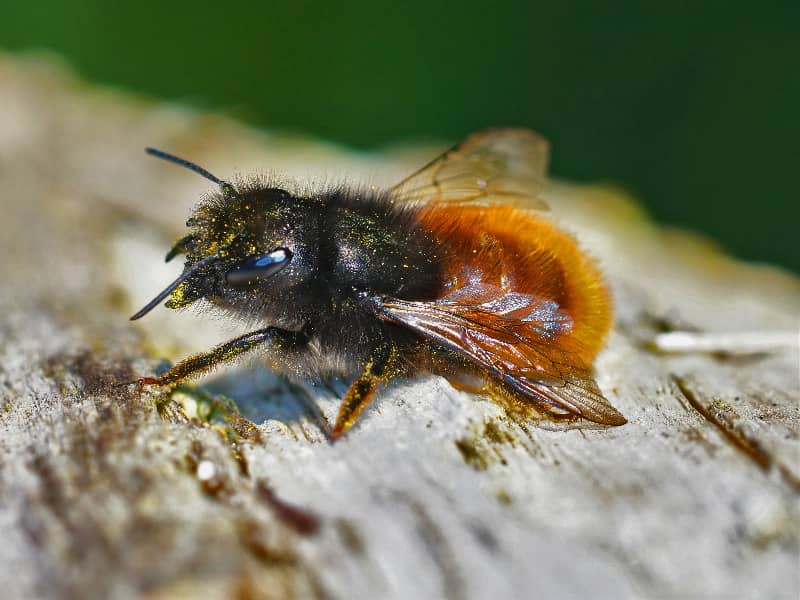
[225,248,292,287]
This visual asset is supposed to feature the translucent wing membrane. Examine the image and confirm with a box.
[391,129,550,209]
[374,283,626,426]
[502,373,626,425]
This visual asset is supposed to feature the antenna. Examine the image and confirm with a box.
[130,254,221,320]
[145,147,235,194]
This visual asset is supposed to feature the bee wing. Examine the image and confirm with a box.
[373,283,626,426]
[391,129,550,209]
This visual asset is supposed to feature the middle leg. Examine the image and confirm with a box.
[331,343,401,440]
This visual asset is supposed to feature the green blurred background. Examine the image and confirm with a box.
[2,1,797,271]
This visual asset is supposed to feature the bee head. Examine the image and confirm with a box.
[131,149,319,324]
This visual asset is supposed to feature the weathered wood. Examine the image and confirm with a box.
[1,53,798,600]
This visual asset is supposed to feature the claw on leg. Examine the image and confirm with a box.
[135,376,166,392]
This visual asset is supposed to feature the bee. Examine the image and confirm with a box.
[130,129,626,439]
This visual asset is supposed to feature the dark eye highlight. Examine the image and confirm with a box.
[226,248,292,287]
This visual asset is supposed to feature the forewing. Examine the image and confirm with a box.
[373,283,626,426]
[501,372,627,426]
[391,129,550,209]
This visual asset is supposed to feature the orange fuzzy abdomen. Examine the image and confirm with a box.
[418,204,612,367]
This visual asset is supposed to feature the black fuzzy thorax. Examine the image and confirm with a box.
[310,186,445,370]
[317,186,443,300]
[179,181,445,374]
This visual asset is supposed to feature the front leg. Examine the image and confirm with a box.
[136,327,307,388]
[331,343,400,440]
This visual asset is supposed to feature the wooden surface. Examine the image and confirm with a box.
[1,54,798,600]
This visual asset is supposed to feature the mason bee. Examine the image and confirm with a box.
[130,129,625,438]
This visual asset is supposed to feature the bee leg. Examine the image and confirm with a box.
[422,350,484,394]
[134,327,307,388]
[331,343,399,441]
